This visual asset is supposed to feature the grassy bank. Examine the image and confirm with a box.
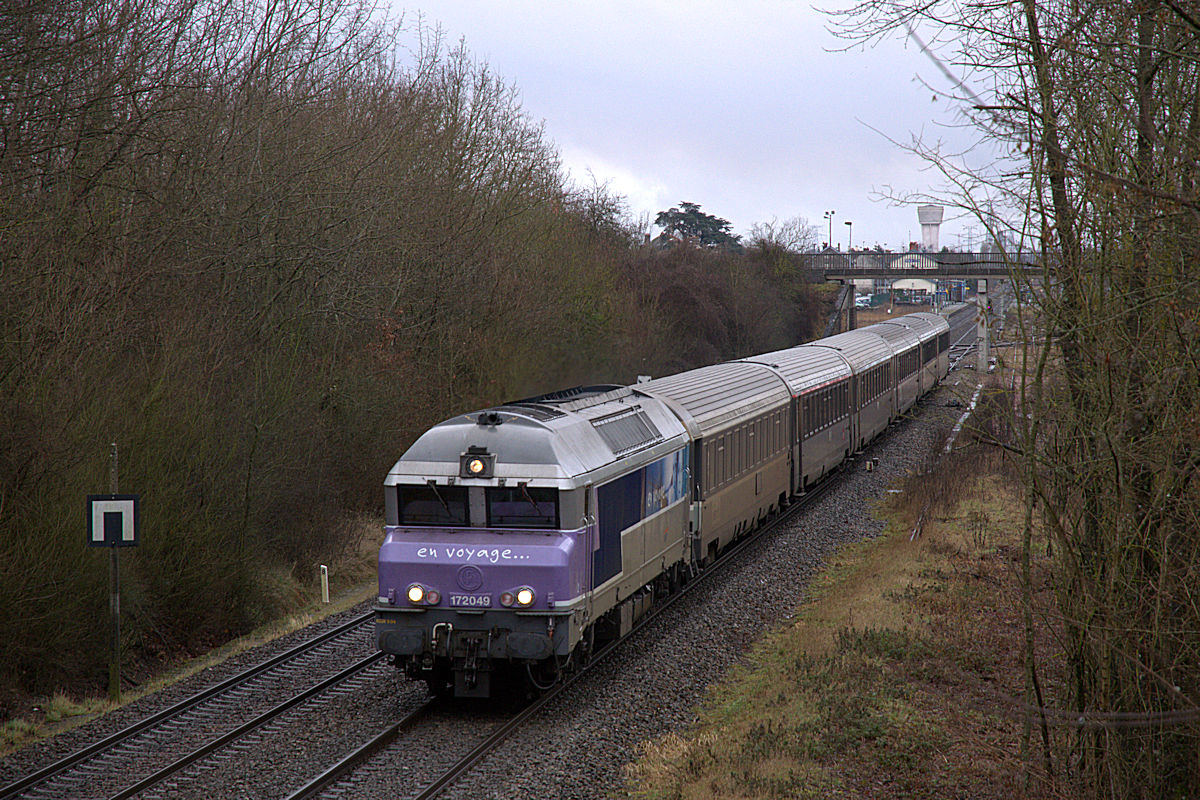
[0,518,382,755]
[622,407,1063,798]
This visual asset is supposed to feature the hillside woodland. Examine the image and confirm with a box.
[0,0,823,702]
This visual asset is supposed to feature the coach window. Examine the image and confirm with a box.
[729,429,739,479]
[731,429,739,477]
[717,436,726,486]
[721,433,728,482]
[486,486,559,529]
[397,485,469,526]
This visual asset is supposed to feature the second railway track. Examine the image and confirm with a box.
[1,612,379,800]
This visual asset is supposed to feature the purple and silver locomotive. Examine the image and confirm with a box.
[375,385,691,697]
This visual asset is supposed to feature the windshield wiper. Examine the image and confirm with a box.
[518,482,543,516]
[426,480,456,519]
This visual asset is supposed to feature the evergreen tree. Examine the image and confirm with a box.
[655,202,741,249]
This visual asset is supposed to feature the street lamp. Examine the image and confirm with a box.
[823,210,835,248]
[844,220,853,267]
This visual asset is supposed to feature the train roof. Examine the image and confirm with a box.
[802,329,893,372]
[635,361,790,438]
[387,385,688,488]
[874,312,943,343]
[859,321,921,353]
[906,311,952,335]
[738,346,851,394]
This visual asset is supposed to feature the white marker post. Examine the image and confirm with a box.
[87,444,139,702]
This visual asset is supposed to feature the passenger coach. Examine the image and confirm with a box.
[860,322,923,415]
[636,362,792,563]
[806,330,896,451]
[740,347,852,493]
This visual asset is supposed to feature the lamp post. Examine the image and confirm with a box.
[844,220,853,267]
[823,210,835,248]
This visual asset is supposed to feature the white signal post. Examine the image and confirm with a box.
[87,443,140,702]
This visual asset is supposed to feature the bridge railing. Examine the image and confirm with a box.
[805,250,1047,279]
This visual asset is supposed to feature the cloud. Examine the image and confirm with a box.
[400,1,982,247]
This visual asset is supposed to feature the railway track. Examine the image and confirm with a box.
[0,612,378,800]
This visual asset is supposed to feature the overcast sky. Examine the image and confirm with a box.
[398,1,986,251]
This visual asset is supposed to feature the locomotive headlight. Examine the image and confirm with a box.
[406,584,425,604]
[515,587,535,607]
[459,449,495,479]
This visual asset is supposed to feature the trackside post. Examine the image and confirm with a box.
[87,443,139,702]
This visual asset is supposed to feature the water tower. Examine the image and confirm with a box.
[917,204,943,251]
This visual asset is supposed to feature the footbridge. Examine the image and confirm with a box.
[812,251,1046,281]
[813,251,1045,365]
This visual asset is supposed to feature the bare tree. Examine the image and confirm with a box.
[831,0,1200,794]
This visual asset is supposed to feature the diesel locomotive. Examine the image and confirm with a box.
[375,307,966,697]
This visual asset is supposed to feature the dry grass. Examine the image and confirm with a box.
[853,305,923,327]
[621,453,1065,800]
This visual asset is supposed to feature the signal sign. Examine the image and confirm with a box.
[87,494,140,547]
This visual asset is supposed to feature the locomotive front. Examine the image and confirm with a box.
[375,407,592,697]
[375,385,694,699]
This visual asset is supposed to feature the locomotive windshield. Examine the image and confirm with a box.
[486,486,559,529]
[396,485,469,526]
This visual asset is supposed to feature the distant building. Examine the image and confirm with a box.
[888,252,938,297]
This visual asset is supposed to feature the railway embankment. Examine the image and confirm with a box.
[622,354,1064,799]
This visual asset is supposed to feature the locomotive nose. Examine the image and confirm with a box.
[377,527,585,612]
